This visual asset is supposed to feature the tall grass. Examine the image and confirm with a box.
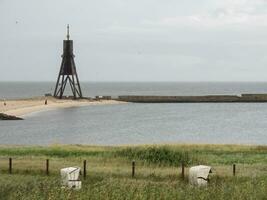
[0,175,266,200]
[116,146,199,166]
[0,144,267,199]
[0,144,267,165]
[0,146,112,158]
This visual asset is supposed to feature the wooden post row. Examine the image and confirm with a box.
[132,160,135,178]
[233,164,236,176]
[9,158,12,174]
[46,159,49,175]
[83,160,87,179]
[181,162,185,180]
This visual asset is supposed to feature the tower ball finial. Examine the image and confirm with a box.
[67,24,70,40]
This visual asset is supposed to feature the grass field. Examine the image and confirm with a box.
[0,144,266,200]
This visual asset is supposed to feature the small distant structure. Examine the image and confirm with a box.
[95,95,103,101]
[54,25,83,99]
[44,93,52,97]
[95,96,112,100]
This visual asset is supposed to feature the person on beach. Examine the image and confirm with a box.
[4,99,6,106]
[45,99,47,105]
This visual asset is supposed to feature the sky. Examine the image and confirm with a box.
[1,0,267,82]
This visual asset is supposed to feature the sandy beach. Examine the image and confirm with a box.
[0,97,125,117]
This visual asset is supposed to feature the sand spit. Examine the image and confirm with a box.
[0,97,125,117]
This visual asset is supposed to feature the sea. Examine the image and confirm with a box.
[1,82,267,145]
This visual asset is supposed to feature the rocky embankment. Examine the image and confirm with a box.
[0,113,23,120]
[117,94,267,103]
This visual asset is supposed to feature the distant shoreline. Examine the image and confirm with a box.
[0,96,126,117]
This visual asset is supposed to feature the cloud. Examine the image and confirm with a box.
[143,0,267,28]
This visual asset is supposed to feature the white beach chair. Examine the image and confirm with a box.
[189,165,212,186]
[60,167,82,189]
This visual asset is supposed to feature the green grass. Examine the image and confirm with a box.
[0,144,267,199]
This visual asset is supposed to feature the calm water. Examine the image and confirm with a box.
[1,82,267,99]
[1,82,267,145]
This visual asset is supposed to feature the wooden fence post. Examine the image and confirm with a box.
[132,160,135,178]
[181,162,185,180]
[83,160,87,180]
[46,159,49,176]
[9,158,12,174]
[233,164,236,176]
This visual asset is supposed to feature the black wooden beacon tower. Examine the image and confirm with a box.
[54,25,83,99]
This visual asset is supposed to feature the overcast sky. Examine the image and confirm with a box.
[1,0,267,82]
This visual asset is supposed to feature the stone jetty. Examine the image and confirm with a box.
[117,94,267,103]
[0,113,23,120]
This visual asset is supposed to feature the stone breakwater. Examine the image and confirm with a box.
[117,94,267,103]
[0,113,23,120]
